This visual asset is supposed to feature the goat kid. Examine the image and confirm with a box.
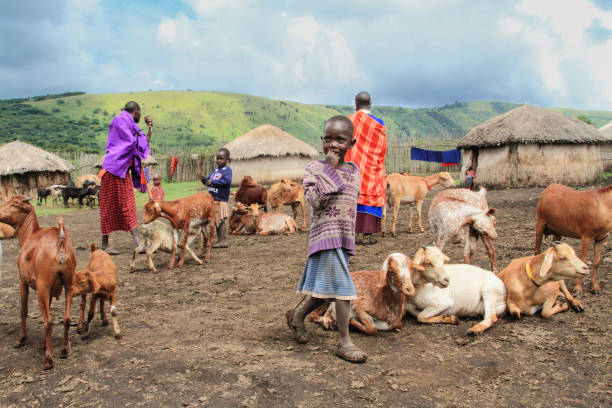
[307,253,418,335]
[229,202,257,235]
[143,192,215,268]
[383,172,455,236]
[73,243,121,339]
[406,246,506,334]
[249,203,300,235]
[498,242,588,319]
[0,196,76,369]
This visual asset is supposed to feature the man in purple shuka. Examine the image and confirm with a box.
[98,101,152,255]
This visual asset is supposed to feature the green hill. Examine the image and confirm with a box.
[1,91,611,153]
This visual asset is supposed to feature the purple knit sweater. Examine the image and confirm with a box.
[304,160,360,257]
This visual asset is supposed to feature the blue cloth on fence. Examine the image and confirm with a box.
[442,149,461,165]
[411,147,443,163]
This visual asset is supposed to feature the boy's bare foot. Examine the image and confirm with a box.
[285,309,310,343]
[336,342,367,363]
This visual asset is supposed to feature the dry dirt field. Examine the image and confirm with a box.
[0,186,610,407]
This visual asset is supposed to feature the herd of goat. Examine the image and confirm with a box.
[36,174,101,209]
[0,169,609,370]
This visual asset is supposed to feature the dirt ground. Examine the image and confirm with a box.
[0,186,610,407]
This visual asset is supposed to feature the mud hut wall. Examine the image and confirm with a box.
[230,156,313,186]
[468,146,511,188]
[599,144,612,171]
[0,171,71,202]
[459,149,474,184]
[515,144,602,186]
[467,144,602,188]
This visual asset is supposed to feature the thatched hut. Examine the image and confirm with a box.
[0,141,73,202]
[599,121,612,171]
[224,124,319,185]
[457,105,609,188]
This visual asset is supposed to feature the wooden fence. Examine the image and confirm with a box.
[385,144,461,175]
[56,142,462,184]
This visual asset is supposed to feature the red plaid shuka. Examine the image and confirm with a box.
[99,171,138,235]
[345,111,387,207]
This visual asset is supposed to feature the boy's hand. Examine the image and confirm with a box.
[325,151,340,169]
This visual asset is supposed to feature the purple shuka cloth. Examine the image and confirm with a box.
[102,110,150,192]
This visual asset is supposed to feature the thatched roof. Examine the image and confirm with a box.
[457,105,610,148]
[94,154,158,168]
[0,141,74,176]
[600,121,612,137]
[224,124,319,160]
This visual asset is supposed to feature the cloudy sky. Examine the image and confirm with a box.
[1,0,612,109]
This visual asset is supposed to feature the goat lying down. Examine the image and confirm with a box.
[406,247,507,334]
[307,253,419,335]
[130,220,209,272]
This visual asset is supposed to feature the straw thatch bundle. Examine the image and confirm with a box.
[224,124,319,160]
[223,124,319,185]
[458,105,606,188]
[458,105,609,149]
[0,140,73,176]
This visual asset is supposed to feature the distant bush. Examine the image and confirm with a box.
[576,114,594,126]
[57,99,65,105]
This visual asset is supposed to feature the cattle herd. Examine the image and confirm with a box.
[0,170,610,371]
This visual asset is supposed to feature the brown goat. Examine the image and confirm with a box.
[383,172,455,236]
[499,242,588,318]
[0,221,15,238]
[234,176,268,211]
[249,203,300,235]
[143,192,216,268]
[0,196,76,370]
[229,202,257,234]
[535,184,612,294]
[268,178,307,229]
[73,243,121,339]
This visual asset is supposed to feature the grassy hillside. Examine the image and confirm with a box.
[1,91,611,153]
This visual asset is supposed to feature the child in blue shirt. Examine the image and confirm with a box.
[200,148,232,248]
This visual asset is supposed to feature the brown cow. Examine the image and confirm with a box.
[268,178,307,229]
[535,184,612,294]
[234,176,267,211]
[0,196,76,369]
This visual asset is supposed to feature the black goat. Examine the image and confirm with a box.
[37,187,52,206]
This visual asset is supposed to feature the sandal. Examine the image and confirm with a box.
[285,309,310,344]
[335,344,367,364]
[102,247,120,255]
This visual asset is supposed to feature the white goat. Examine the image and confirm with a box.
[428,188,498,272]
[130,219,211,272]
[406,246,507,334]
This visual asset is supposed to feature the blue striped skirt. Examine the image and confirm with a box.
[297,248,357,300]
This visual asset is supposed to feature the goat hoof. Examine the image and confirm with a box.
[590,285,600,295]
[114,332,122,340]
[14,338,26,348]
[43,357,54,370]
[59,348,69,359]
[571,301,584,312]
[102,320,109,327]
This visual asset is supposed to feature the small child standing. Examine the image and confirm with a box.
[286,115,367,364]
[465,166,476,190]
[200,148,232,248]
[149,173,165,201]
